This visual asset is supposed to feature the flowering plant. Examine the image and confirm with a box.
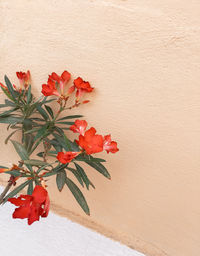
[0,70,118,225]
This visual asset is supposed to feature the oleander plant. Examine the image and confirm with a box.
[0,70,118,225]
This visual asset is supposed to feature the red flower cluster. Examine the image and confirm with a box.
[0,70,30,92]
[42,70,93,103]
[70,120,119,155]
[8,185,50,225]
[16,71,30,89]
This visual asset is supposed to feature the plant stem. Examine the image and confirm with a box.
[0,178,13,204]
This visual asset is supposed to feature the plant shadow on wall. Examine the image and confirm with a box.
[0,70,119,225]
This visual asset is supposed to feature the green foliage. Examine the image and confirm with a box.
[0,74,111,217]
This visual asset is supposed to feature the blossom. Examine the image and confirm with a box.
[70,120,87,135]
[77,127,103,155]
[42,70,74,98]
[49,71,71,95]
[8,185,50,225]
[74,77,94,102]
[57,151,81,164]
[16,70,30,89]
[103,135,119,154]
[42,79,60,97]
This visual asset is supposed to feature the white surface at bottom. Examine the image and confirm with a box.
[0,186,145,256]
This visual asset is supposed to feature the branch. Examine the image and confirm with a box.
[0,176,14,204]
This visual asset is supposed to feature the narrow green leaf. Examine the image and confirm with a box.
[56,121,75,125]
[11,140,29,160]
[3,180,31,203]
[36,105,49,120]
[66,167,84,187]
[58,115,83,121]
[24,127,40,134]
[66,177,90,215]
[4,75,16,100]
[0,108,17,117]
[26,134,35,153]
[27,85,32,104]
[43,164,67,177]
[74,163,90,190]
[33,125,48,142]
[85,161,111,179]
[0,86,14,101]
[5,99,16,107]
[5,129,20,144]
[27,180,33,195]
[44,105,54,119]
[5,170,21,176]
[56,170,66,191]
[75,155,106,163]
[23,159,48,166]
[0,165,8,169]
[0,116,22,124]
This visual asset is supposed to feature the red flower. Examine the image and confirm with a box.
[48,71,71,95]
[70,120,88,135]
[77,127,103,155]
[16,70,30,89]
[103,135,119,154]
[74,77,94,102]
[42,79,60,97]
[57,151,81,164]
[8,185,50,225]
[42,70,74,98]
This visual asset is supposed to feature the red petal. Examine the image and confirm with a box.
[12,205,30,219]
[61,71,71,83]
[8,197,25,206]
[41,194,50,217]
[28,204,40,225]
[32,185,47,204]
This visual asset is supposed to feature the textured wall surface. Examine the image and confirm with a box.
[0,1,200,256]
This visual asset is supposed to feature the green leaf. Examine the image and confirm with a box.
[23,159,48,166]
[63,134,72,151]
[27,85,32,104]
[36,105,49,120]
[26,134,35,153]
[0,116,23,124]
[74,163,90,190]
[27,180,33,195]
[85,161,110,179]
[11,140,29,160]
[0,165,8,169]
[5,129,20,144]
[56,170,66,191]
[33,125,48,142]
[3,180,31,203]
[75,155,106,163]
[24,127,40,134]
[44,105,54,119]
[4,75,16,100]
[56,121,75,125]
[5,170,21,177]
[5,99,16,107]
[66,177,90,215]
[0,104,9,108]
[0,85,14,101]
[58,115,83,121]
[43,164,67,177]
[66,167,84,187]
[0,108,17,117]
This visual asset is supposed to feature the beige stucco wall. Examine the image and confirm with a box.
[0,0,200,255]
